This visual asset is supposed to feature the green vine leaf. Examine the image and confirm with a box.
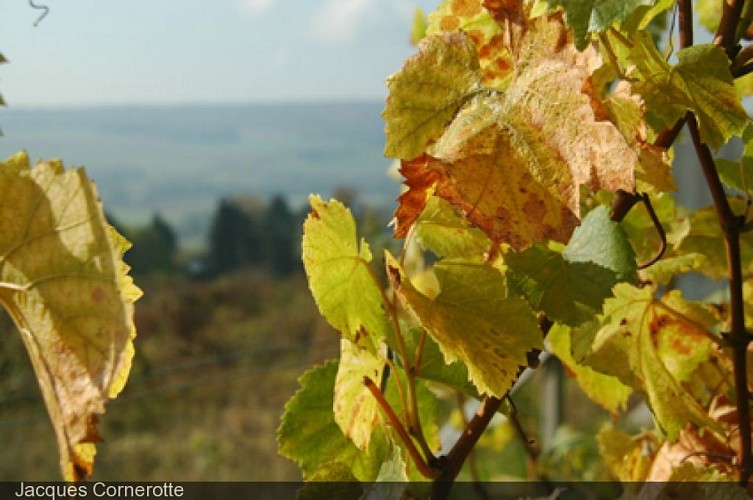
[506,206,635,326]
[628,35,749,150]
[0,152,140,481]
[564,205,637,282]
[387,253,542,397]
[582,284,721,440]
[506,245,618,327]
[546,0,656,50]
[716,123,753,196]
[277,360,390,481]
[302,195,390,354]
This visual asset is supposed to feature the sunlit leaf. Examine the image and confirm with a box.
[334,340,386,450]
[388,252,542,397]
[582,284,720,440]
[413,196,491,259]
[0,152,140,480]
[302,195,390,354]
[628,35,749,150]
[384,33,482,160]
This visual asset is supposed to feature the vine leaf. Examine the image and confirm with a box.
[383,32,482,160]
[302,195,390,354]
[412,196,491,259]
[0,152,140,481]
[387,253,542,397]
[391,16,636,250]
[546,0,656,50]
[582,284,721,440]
[550,325,632,416]
[506,245,618,327]
[715,123,753,196]
[334,340,385,450]
[564,205,637,282]
[277,360,390,481]
[628,35,749,150]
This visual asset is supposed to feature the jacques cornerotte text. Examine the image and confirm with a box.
[13,482,184,499]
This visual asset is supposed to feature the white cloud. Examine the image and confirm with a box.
[310,0,378,44]
[238,0,277,17]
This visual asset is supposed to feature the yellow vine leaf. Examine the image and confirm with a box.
[387,252,542,397]
[415,15,634,250]
[333,340,385,450]
[0,152,140,480]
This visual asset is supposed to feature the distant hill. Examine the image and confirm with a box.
[0,101,397,248]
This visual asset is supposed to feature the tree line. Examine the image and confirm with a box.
[113,194,300,279]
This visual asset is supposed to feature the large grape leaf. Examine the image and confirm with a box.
[333,340,385,450]
[387,252,542,397]
[0,152,140,481]
[395,16,635,250]
[277,360,391,481]
[547,0,656,50]
[383,32,483,160]
[583,284,721,440]
[301,195,390,354]
[628,34,749,150]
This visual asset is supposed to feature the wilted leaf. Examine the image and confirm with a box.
[302,195,390,354]
[426,18,634,250]
[547,0,656,50]
[583,284,720,440]
[629,35,749,150]
[0,152,140,480]
[387,252,542,396]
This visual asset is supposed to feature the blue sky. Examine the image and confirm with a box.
[0,0,438,107]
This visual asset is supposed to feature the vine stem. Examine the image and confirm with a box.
[363,376,440,479]
[687,114,753,484]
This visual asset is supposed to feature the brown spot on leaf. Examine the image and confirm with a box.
[91,287,105,303]
[440,15,461,32]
